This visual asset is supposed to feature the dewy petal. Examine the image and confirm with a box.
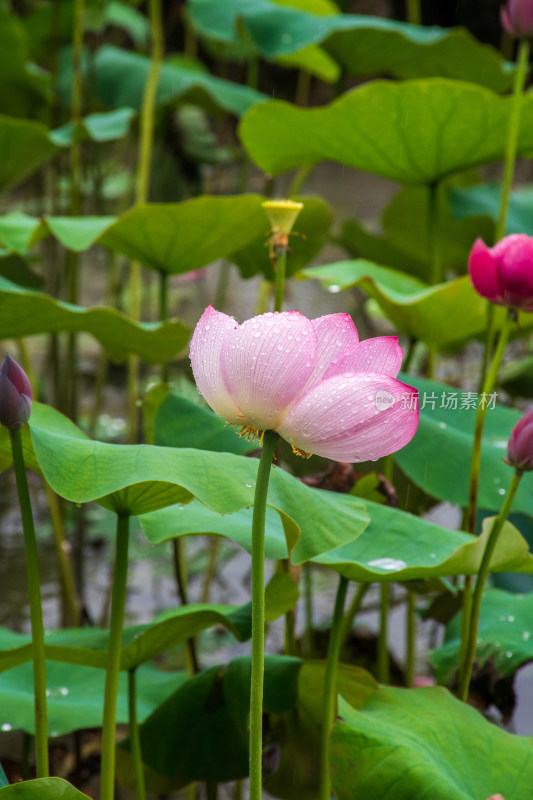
[278,372,418,462]
[302,313,359,391]
[324,336,403,379]
[220,311,317,430]
[468,238,503,303]
[189,305,242,423]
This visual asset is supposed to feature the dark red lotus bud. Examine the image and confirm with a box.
[501,0,533,37]
[0,355,33,430]
[506,408,533,471]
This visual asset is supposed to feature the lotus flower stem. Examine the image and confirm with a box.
[128,667,147,800]
[100,512,130,800]
[318,574,349,800]
[9,428,48,777]
[458,469,523,701]
[249,430,279,800]
[465,308,515,534]
[459,308,515,688]
[274,246,287,312]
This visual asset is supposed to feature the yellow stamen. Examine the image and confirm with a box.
[236,424,262,443]
[291,444,312,459]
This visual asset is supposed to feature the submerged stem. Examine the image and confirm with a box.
[249,430,279,800]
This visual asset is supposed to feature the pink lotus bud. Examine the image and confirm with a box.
[189,306,419,462]
[468,234,533,312]
[501,0,533,37]
[506,408,533,471]
[0,354,33,430]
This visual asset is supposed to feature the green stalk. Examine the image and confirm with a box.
[100,512,130,800]
[172,538,199,674]
[377,582,390,684]
[128,0,164,443]
[426,181,440,379]
[44,482,81,627]
[159,270,169,383]
[213,261,232,311]
[406,0,421,24]
[303,562,314,657]
[459,309,515,682]
[249,430,279,800]
[295,70,311,107]
[458,470,523,701]
[274,246,287,313]
[465,308,515,534]
[287,164,313,197]
[128,668,147,800]
[405,589,416,688]
[201,537,222,603]
[496,39,530,243]
[340,582,369,651]
[255,280,272,315]
[9,429,48,777]
[318,575,349,800]
[402,338,417,374]
[65,0,85,421]
[479,38,530,389]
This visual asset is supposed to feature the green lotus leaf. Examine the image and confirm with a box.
[28,403,368,562]
[140,495,533,581]
[330,688,533,800]
[239,79,533,184]
[0,276,190,364]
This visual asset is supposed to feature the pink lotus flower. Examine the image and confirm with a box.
[189,307,419,462]
[0,354,32,430]
[501,0,533,37]
[468,234,533,311]
[506,408,533,471]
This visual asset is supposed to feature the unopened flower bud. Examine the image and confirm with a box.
[0,354,33,430]
[262,199,303,236]
[505,408,533,471]
[468,234,533,312]
[501,0,533,37]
